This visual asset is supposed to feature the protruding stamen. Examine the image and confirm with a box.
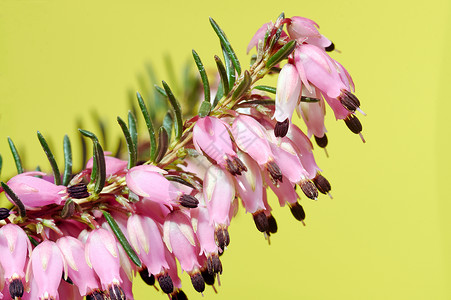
[267,161,283,184]
[158,273,174,294]
[67,183,90,199]
[299,180,318,200]
[274,118,289,137]
[108,284,126,300]
[359,132,366,143]
[344,114,363,134]
[253,211,269,233]
[179,194,199,208]
[207,254,223,275]
[233,157,248,175]
[312,174,331,194]
[0,207,10,220]
[267,214,278,234]
[201,269,216,286]
[190,272,206,293]
[289,202,306,222]
[325,42,335,52]
[9,278,24,298]
[314,134,328,148]
[215,227,230,251]
[226,158,239,175]
[139,267,156,286]
[339,90,361,112]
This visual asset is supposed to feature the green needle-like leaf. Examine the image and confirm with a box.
[37,131,61,186]
[269,12,286,50]
[102,211,142,267]
[210,17,241,75]
[301,96,320,103]
[163,112,173,142]
[198,101,211,117]
[192,49,211,104]
[78,129,106,193]
[266,40,297,69]
[154,85,167,97]
[0,154,2,178]
[117,116,137,169]
[62,135,72,186]
[155,127,169,163]
[162,81,183,141]
[254,85,277,94]
[214,55,229,96]
[136,92,157,162]
[222,45,236,91]
[232,71,252,100]
[7,137,23,174]
[128,111,138,155]
[1,182,26,217]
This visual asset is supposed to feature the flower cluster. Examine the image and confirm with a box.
[0,13,364,300]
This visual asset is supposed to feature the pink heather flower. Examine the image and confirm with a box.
[163,211,205,293]
[232,114,273,166]
[193,116,247,176]
[297,89,327,139]
[30,240,66,300]
[273,63,302,137]
[126,165,198,209]
[86,155,128,178]
[127,214,169,276]
[56,236,100,296]
[84,228,122,290]
[286,16,332,48]
[265,172,299,207]
[0,224,32,298]
[5,172,66,208]
[246,22,289,54]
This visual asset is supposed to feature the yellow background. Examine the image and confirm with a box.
[1,0,450,299]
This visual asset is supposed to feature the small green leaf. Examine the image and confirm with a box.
[266,40,297,69]
[93,140,106,195]
[222,45,236,91]
[210,17,241,75]
[192,50,211,104]
[163,112,173,142]
[269,12,286,50]
[136,92,157,162]
[165,175,196,189]
[117,117,137,169]
[0,154,2,178]
[254,85,277,94]
[62,135,72,186]
[77,121,88,170]
[162,81,183,141]
[300,96,320,103]
[213,81,224,108]
[1,182,26,217]
[214,55,229,96]
[198,101,211,117]
[154,85,167,97]
[232,71,252,100]
[28,236,39,247]
[7,137,23,174]
[241,99,276,106]
[155,127,169,163]
[102,211,142,267]
[37,131,61,186]
[128,111,138,155]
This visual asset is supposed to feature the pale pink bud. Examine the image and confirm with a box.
[297,86,327,139]
[84,228,122,290]
[30,240,65,300]
[193,116,246,176]
[274,63,302,137]
[265,172,298,207]
[86,155,128,178]
[5,172,66,208]
[127,215,169,276]
[0,224,32,285]
[163,211,200,274]
[203,165,235,227]
[247,22,270,54]
[232,114,274,166]
[286,16,332,48]
[56,237,100,296]
[191,195,219,256]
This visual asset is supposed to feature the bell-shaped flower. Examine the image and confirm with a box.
[126,165,198,209]
[286,16,332,48]
[0,224,32,299]
[56,236,100,297]
[30,240,66,300]
[297,86,327,140]
[273,63,302,137]
[84,228,122,291]
[127,215,169,277]
[193,116,246,176]
[163,211,205,293]
[264,172,299,207]
[86,155,128,178]
[4,172,66,209]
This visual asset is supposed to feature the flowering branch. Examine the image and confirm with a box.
[0,12,365,300]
